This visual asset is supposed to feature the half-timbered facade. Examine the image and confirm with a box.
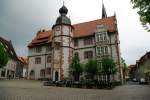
[28,5,123,82]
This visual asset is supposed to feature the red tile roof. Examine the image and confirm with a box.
[28,16,116,47]
[73,16,116,38]
[18,57,28,65]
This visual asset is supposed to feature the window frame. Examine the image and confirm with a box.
[35,47,42,53]
[35,57,41,64]
[47,55,52,63]
[84,37,93,45]
[84,51,93,59]
[40,69,45,77]
[74,39,78,47]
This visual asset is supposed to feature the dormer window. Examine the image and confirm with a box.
[36,47,42,53]
[96,32,108,42]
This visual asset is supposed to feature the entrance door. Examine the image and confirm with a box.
[30,70,35,80]
[55,71,58,81]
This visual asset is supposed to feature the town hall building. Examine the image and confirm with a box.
[27,4,123,82]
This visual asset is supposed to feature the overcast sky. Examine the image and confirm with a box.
[0,0,150,65]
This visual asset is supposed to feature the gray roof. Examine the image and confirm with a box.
[55,5,71,25]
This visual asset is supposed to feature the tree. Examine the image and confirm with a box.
[121,58,128,82]
[0,44,8,68]
[131,0,150,31]
[101,58,117,82]
[70,54,83,81]
[84,59,98,80]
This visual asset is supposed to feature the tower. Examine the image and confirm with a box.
[52,5,74,81]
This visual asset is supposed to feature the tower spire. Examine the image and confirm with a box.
[102,0,107,18]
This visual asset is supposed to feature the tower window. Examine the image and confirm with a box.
[56,26,60,31]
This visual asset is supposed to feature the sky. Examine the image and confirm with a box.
[0,0,150,65]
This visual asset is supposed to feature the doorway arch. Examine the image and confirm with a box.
[30,70,35,80]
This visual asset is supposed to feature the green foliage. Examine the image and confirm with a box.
[0,44,8,68]
[70,54,83,81]
[121,58,128,81]
[121,58,127,68]
[131,0,150,31]
[101,58,117,75]
[84,59,98,79]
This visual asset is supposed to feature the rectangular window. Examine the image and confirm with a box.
[97,47,101,55]
[40,69,45,77]
[103,33,107,41]
[46,68,51,75]
[101,47,104,55]
[96,33,108,42]
[96,34,99,42]
[46,46,52,51]
[100,34,103,41]
[97,46,109,55]
[74,52,79,60]
[104,46,108,54]
[35,57,41,64]
[74,39,78,47]
[84,38,93,45]
[47,55,52,63]
[36,47,42,53]
[75,52,79,57]
[84,51,93,59]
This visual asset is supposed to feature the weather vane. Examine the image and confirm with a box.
[63,0,65,5]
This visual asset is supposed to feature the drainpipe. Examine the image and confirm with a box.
[44,50,47,80]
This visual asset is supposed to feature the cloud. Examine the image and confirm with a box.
[0,0,149,65]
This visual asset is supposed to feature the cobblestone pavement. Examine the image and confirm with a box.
[0,79,149,100]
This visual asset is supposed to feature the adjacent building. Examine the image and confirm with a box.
[137,52,150,83]
[128,64,139,80]
[0,36,26,79]
[28,5,123,82]
[16,57,28,78]
[0,36,18,79]
[129,52,150,83]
